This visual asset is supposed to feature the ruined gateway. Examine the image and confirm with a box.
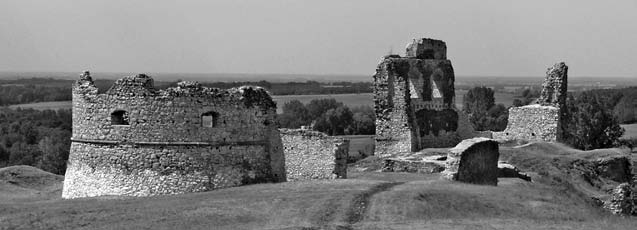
[373,38,477,155]
[63,72,286,198]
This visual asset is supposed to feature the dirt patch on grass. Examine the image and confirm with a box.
[345,182,404,224]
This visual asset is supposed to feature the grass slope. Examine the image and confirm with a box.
[1,143,636,229]
[0,165,63,202]
[1,173,635,229]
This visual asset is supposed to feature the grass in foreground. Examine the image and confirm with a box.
[1,170,635,230]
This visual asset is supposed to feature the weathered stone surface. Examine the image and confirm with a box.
[492,105,559,142]
[63,72,286,199]
[493,62,568,142]
[443,138,499,185]
[498,161,531,181]
[405,38,447,60]
[374,38,479,155]
[596,157,632,183]
[603,183,635,215]
[280,129,348,181]
[536,62,568,107]
[381,155,446,174]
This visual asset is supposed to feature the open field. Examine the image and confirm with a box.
[6,91,519,113]
[621,123,637,139]
[1,142,636,229]
[7,101,72,111]
[340,135,375,161]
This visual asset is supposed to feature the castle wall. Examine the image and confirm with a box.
[492,105,559,142]
[63,73,285,198]
[374,62,412,155]
[493,63,567,143]
[374,38,471,155]
[280,129,348,181]
[63,142,276,198]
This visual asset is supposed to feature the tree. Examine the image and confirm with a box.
[277,100,310,128]
[463,86,496,131]
[37,129,70,174]
[313,105,353,135]
[350,106,375,135]
[562,92,625,150]
[306,98,343,121]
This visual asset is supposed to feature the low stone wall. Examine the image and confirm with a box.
[443,138,499,185]
[63,142,283,198]
[492,104,559,142]
[280,129,348,181]
[381,156,446,174]
[603,183,635,215]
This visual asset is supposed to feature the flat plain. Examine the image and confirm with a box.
[6,91,520,113]
[621,123,637,139]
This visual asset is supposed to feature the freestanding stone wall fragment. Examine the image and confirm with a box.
[493,62,568,142]
[443,138,499,185]
[62,71,286,198]
[374,38,475,155]
[280,129,348,181]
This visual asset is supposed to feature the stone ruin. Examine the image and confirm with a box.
[63,72,286,198]
[493,62,568,142]
[373,38,477,156]
[280,129,348,181]
[442,138,500,185]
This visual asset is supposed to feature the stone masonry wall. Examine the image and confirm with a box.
[63,72,286,198]
[374,38,474,155]
[493,63,567,143]
[492,105,559,142]
[280,129,348,181]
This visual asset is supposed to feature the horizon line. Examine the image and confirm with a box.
[1,70,636,79]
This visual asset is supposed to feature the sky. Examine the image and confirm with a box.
[1,0,636,78]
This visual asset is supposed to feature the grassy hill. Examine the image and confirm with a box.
[1,143,636,229]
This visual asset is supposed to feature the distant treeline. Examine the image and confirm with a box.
[568,86,637,124]
[0,78,372,106]
[165,80,372,95]
[0,108,71,174]
[277,98,375,136]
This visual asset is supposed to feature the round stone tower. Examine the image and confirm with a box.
[62,71,286,198]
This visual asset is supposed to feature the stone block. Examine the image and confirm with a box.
[443,138,500,185]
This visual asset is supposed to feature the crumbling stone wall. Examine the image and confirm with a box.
[374,38,474,155]
[443,138,499,185]
[603,183,636,215]
[280,129,348,181]
[63,72,286,198]
[493,63,568,142]
[492,105,560,142]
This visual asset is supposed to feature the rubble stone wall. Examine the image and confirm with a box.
[63,72,286,198]
[493,63,568,143]
[280,129,348,181]
[374,38,477,155]
[492,105,559,142]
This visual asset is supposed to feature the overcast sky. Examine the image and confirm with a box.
[1,0,636,78]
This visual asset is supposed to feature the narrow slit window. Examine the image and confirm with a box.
[201,111,219,127]
[111,110,129,125]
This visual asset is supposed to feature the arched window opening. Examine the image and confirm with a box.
[201,111,219,127]
[111,110,129,125]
